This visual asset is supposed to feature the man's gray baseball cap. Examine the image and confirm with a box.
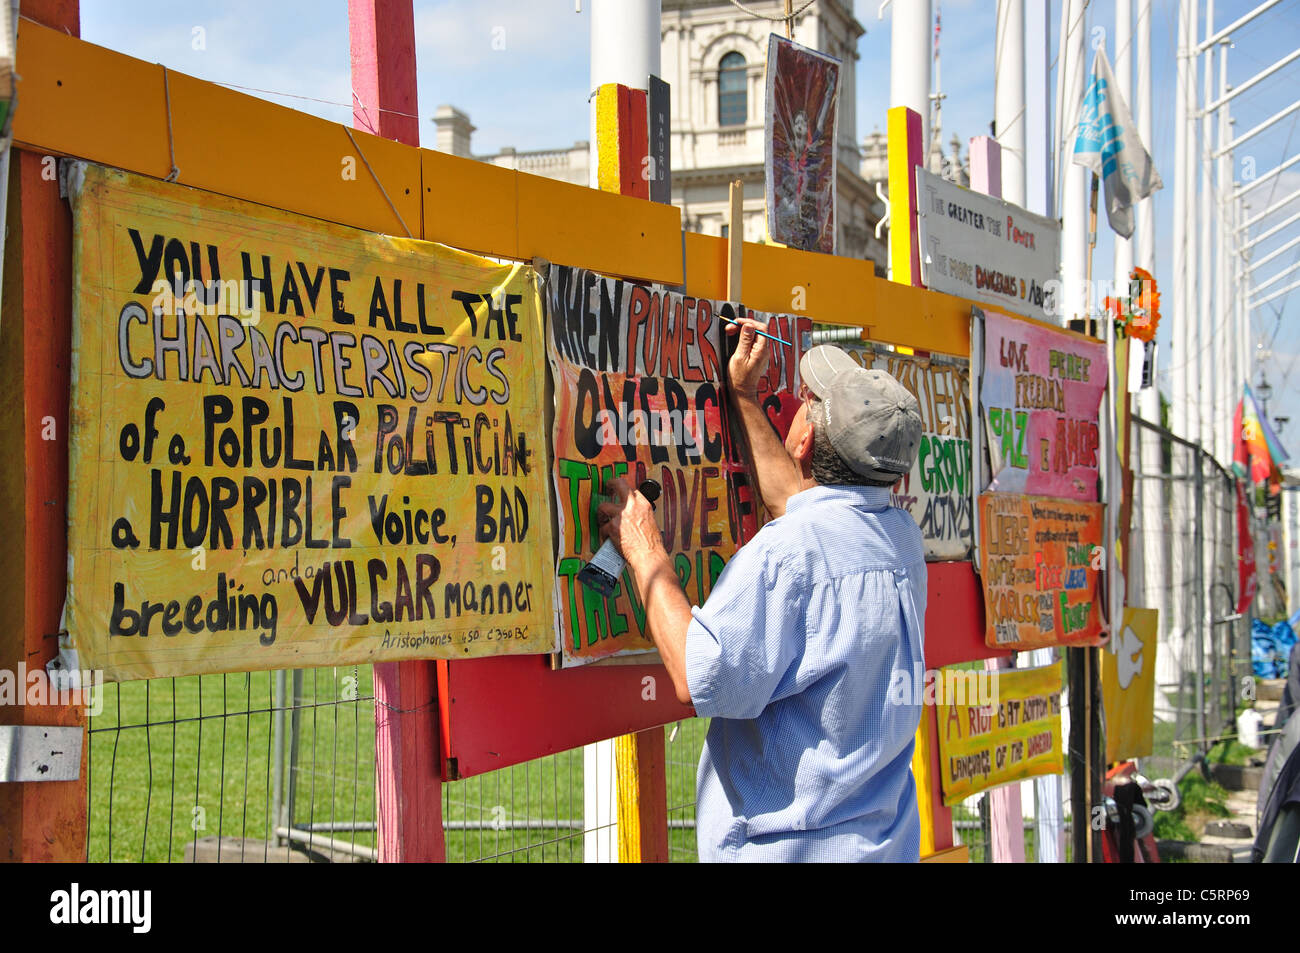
[798,345,923,481]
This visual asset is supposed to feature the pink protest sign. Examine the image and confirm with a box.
[979,308,1107,502]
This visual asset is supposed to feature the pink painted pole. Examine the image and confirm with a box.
[969,133,1025,864]
[350,0,420,143]
[349,0,446,863]
[968,135,1003,199]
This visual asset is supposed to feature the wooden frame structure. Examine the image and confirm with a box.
[5,8,1029,862]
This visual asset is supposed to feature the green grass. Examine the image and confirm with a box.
[1209,739,1257,767]
[440,716,706,862]
[1152,772,1232,844]
[87,668,705,863]
[89,667,376,863]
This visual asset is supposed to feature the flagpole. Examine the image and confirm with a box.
[891,0,933,156]
[1215,38,1231,465]
[1024,0,1064,866]
[1197,1,1217,750]
[995,0,1026,205]
[1185,0,1200,449]
[1059,0,1095,866]
[1086,174,1099,298]
[1199,0,1216,467]
[1059,0,1089,328]
[1169,0,1191,763]
[1113,0,1134,284]
[1173,0,1190,444]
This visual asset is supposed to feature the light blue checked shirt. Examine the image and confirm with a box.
[685,483,927,862]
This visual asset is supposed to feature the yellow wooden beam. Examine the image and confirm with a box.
[15,19,683,286]
[422,148,519,259]
[920,844,970,863]
[16,22,172,179]
[516,171,682,284]
[14,22,1021,374]
[683,232,977,355]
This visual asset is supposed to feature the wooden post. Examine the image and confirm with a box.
[349,0,445,863]
[886,106,952,856]
[727,180,743,299]
[886,106,925,287]
[594,81,670,863]
[595,84,649,200]
[0,0,86,863]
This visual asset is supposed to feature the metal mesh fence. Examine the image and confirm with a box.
[950,792,1076,863]
[87,666,378,863]
[1131,416,1253,782]
[87,670,702,863]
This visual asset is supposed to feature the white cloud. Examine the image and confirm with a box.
[414,0,585,71]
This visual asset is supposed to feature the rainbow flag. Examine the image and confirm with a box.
[1233,384,1289,492]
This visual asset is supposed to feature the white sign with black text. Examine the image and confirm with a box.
[915,167,1062,324]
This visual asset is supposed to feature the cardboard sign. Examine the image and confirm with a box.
[841,344,972,559]
[1102,607,1158,763]
[65,163,556,680]
[547,264,809,665]
[938,661,1065,805]
[647,74,672,206]
[916,167,1062,323]
[765,34,840,254]
[980,308,1107,502]
[980,492,1106,650]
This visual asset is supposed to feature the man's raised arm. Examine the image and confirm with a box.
[726,319,801,518]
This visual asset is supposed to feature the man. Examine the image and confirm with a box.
[597,319,927,862]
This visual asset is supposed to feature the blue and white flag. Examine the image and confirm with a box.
[1072,48,1162,239]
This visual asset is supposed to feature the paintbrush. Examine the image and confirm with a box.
[720,313,792,346]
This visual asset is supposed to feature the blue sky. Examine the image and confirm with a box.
[78,0,1300,446]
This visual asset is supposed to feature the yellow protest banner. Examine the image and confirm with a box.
[937,661,1064,806]
[1102,607,1158,763]
[65,163,555,680]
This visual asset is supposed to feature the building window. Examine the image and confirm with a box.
[720,224,729,239]
[718,52,746,127]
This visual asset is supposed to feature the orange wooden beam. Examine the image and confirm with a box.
[12,21,990,353]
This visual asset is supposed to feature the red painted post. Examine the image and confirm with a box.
[0,0,86,863]
[617,87,649,200]
[348,0,445,863]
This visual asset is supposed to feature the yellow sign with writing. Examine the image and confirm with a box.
[65,163,555,680]
[1101,607,1158,763]
[937,662,1065,806]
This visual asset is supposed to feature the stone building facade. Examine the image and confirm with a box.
[433,0,967,278]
